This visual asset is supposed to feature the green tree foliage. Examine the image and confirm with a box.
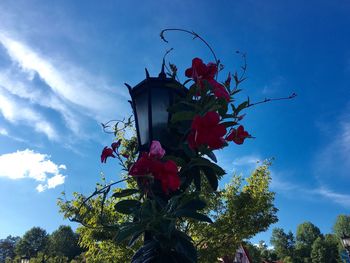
[311,237,327,263]
[48,225,82,261]
[310,234,341,263]
[333,214,350,237]
[15,227,49,258]
[270,228,295,259]
[0,236,20,263]
[324,234,341,262]
[296,222,322,247]
[244,243,262,263]
[186,162,278,262]
[295,221,322,262]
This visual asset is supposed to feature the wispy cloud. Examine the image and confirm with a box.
[0,149,66,192]
[312,187,350,208]
[271,171,350,209]
[232,155,261,169]
[0,89,58,140]
[0,32,129,142]
[313,113,350,180]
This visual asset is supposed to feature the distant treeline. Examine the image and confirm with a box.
[244,214,350,263]
[0,225,84,263]
[1,214,349,263]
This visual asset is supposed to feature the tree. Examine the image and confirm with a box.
[324,234,341,262]
[270,228,295,259]
[15,227,49,258]
[244,243,262,263]
[311,237,327,263]
[48,225,82,260]
[295,222,322,262]
[0,236,20,263]
[333,214,350,237]
[296,222,322,247]
[187,162,278,262]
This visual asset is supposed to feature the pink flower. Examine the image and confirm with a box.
[101,147,115,163]
[149,140,166,159]
[226,125,250,145]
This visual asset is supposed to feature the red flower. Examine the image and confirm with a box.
[121,153,129,158]
[188,111,226,150]
[226,125,250,145]
[101,147,115,163]
[111,139,122,152]
[209,79,230,102]
[129,142,180,193]
[129,152,153,176]
[185,58,230,101]
[185,58,217,82]
[157,160,180,193]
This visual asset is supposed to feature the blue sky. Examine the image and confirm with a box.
[0,0,349,245]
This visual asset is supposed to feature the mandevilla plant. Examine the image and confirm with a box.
[59,29,295,263]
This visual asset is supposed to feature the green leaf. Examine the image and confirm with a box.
[182,143,196,158]
[182,79,192,86]
[205,151,217,163]
[191,157,226,176]
[193,174,201,192]
[115,223,143,243]
[221,121,237,128]
[201,166,219,191]
[128,230,144,247]
[112,189,139,198]
[230,88,242,96]
[171,111,196,123]
[235,100,249,115]
[180,199,207,211]
[115,200,141,215]
[173,230,197,263]
[174,209,213,223]
[163,155,186,167]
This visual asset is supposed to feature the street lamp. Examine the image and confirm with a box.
[341,234,350,258]
[126,62,187,153]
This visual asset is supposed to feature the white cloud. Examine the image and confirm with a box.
[0,149,66,192]
[37,173,66,192]
[0,128,8,136]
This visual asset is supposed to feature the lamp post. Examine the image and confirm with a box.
[126,62,188,250]
[126,62,187,154]
[341,234,350,260]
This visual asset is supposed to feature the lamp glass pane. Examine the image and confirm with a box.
[151,87,169,142]
[344,238,350,247]
[134,90,149,147]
